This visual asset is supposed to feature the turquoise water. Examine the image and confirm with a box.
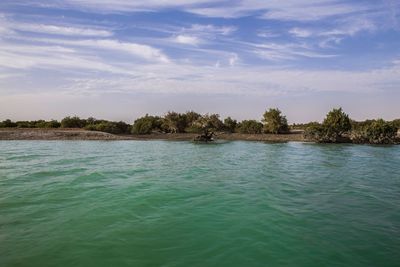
[1,141,399,267]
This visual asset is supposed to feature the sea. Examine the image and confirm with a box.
[1,140,399,266]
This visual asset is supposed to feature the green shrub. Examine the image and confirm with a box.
[262,108,289,134]
[305,108,351,143]
[132,115,162,135]
[352,119,398,144]
[237,120,263,134]
[61,116,86,128]
[0,119,17,128]
[223,117,237,133]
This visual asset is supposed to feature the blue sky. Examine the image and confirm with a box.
[0,0,399,123]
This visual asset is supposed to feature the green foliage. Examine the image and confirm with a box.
[223,117,237,133]
[305,108,352,143]
[262,108,289,134]
[38,120,61,128]
[0,119,17,128]
[162,112,188,133]
[290,122,319,130]
[193,114,224,133]
[303,123,329,142]
[132,115,162,135]
[237,120,263,134]
[85,121,130,134]
[61,116,87,128]
[322,108,351,138]
[0,119,61,128]
[185,111,202,126]
[352,119,398,144]
[391,119,400,129]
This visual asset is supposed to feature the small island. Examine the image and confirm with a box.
[1,108,399,144]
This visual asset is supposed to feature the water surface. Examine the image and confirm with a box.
[1,141,399,266]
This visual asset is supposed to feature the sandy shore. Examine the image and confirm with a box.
[0,128,305,142]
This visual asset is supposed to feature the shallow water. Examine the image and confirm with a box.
[1,141,399,266]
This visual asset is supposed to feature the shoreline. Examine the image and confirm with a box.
[0,128,305,142]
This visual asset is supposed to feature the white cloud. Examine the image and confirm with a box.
[11,23,113,37]
[11,37,170,63]
[0,49,129,74]
[253,42,337,61]
[229,53,239,66]
[187,0,371,21]
[173,35,201,46]
[257,30,280,38]
[16,0,376,23]
[5,61,397,97]
[289,28,313,38]
[320,17,376,37]
[189,24,236,36]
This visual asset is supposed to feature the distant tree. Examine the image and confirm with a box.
[193,114,224,133]
[352,119,398,144]
[392,119,400,129]
[185,111,202,126]
[15,121,33,128]
[162,112,188,133]
[34,120,61,128]
[0,119,17,128]
[304,108,351,143]
[223,117,237,133]
[237,120,263,134]
[61,116,86,128]
[86,117,96,125]
[322,108,351,141]
[132,115,162,135]
[262,108,289,134]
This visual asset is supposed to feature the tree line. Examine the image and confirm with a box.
[1,108,399,144]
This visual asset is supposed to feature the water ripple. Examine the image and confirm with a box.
[0,141,399,266]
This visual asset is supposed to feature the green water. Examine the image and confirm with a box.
[1,141,399,266]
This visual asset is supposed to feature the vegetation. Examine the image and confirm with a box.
[237,120,263,134]
[1,107,398,144]
[223,117,237,133]
[131,115,162,135]
[352,119,398,144]
[85,121,130,135]
[305,108,352,143]
[61,116,87,128]
[262,108,289,134]
[0,119,60,128]
[305,108,398,144]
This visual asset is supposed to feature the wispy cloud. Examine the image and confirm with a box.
[289,28,313,38]
[11,23,113,37]
[173,35,201,46]
[320,17,376,37]
[8,0,374,22]
[188,24,236,36]
[253,42,337,61]
[8,37,170,63]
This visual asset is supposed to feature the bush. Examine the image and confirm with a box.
[85,121,130,134]
[0,119,17,128]
[305,108,351,143]
[223,117,237,133]
[132,115,162,135]
[237,120,263,134]
[322,108,351,140]
[61,116,87,128]
[162,112,188,133]
[192,114,224,133]
[352,119,398,144]
[262,108,289,134]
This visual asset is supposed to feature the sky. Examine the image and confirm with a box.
[0,0,399,123]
